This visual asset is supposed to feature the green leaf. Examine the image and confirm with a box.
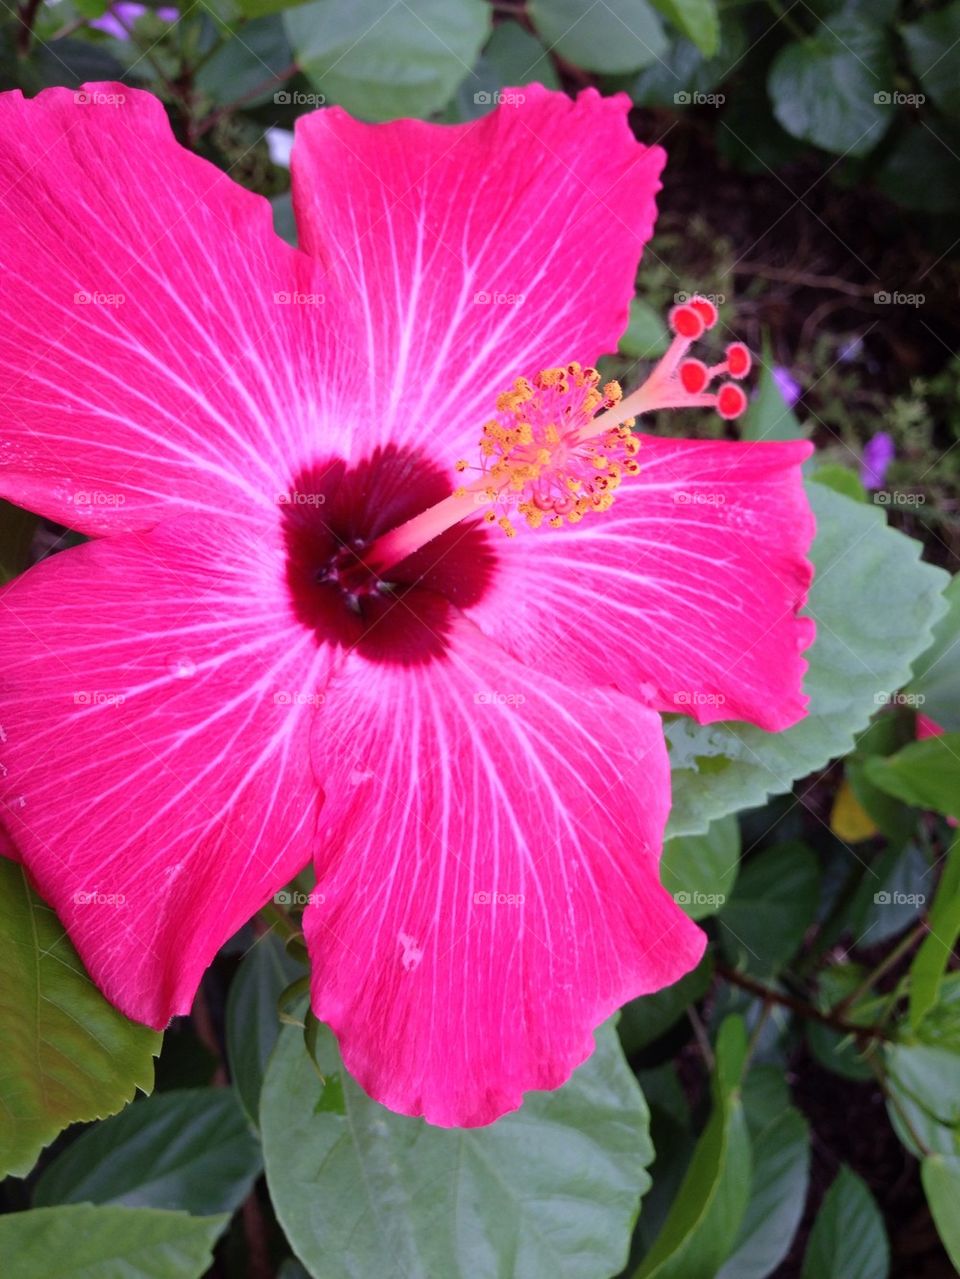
[718,842,819,977]
[767,19,893,158]
[801,1166,889,1279]
[227,932,304,1127]
[33,1087,261,1216]
[619,954,714,1054]
[907,573,960,730]
[921,1155,960,1270]
[806,964,875,1082]
[661,815,740,920]
[864,734,960,817]
[453,20,559,118]
[666,482,950,836]
[875,123,960,213]
[620,296,670,359]
[648,0,718,56]
[902,2,960,120]
[450,21,558,119]
[196,17,293,105]
[0,860,160,1178]
[717,1107,810,1279]
[910,837,960,1029]
[0,1205,226,1278]
[884,991,960,1156]
[632,12,746,106]
[635,1017,751,1279]
[271,191,296,246]
[262,1019,652,1279]
[285,0,491,121]
[886,1042,960,1129]
[529,0,668,73]
[740,356,807,442]
[811,463,865,502]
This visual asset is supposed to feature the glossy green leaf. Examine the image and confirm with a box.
[196,17,293,104]
[740,357,807,443]
[632,12,746,106]
[661,815,740,920]
[286,0,490,121]
[634,1018,750,1279]
[648,0,718,56]
[718,842,819,976]
[717,1107,810,1279]
[910,837,960,1029]
[921,1155,960,1270]
[0,1204,226,1278]
[619,954,714,1054]
[529,0,668,73]
[227,932,305,1127]
[886,1042,960,1128]
[885,987,960,1157]
[811,463,865,503]
[800,1166,889,1279]
[666,483,950,836]
[902,2,960,119]
[768,19,893,158]
[864,734,960,817]
[907,573,960,730]
[263,1019,652,1279]
[0,860,160,1178]
[806,964,876,1082]
[33,1087,261,1216]
[453,19,559,118]
[620,296,670,359]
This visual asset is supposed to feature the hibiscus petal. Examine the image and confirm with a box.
[0,516,327,1027]
[466,435,815,731]
[303,609,704,1126]
[291,86,664,460]
[0,83,358,534]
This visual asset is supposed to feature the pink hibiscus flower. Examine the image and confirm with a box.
[0,82,814,1126]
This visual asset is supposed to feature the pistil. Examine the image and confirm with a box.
[364,297,750,576]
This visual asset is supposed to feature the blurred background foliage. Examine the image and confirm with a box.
[2,2,960,1278]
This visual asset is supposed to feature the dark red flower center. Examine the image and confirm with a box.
[281,445,497,665]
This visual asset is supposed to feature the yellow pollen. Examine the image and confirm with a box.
[474,365,642,535]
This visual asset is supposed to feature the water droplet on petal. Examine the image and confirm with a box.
[167,656,196,679]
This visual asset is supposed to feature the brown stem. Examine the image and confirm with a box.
[732,262,876,298]
[716,964,896,1042]
[831,920,928,1018]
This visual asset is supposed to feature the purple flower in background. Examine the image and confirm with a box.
[772,365,802,408]
[861,432,895,490]
[91,3,176,38]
